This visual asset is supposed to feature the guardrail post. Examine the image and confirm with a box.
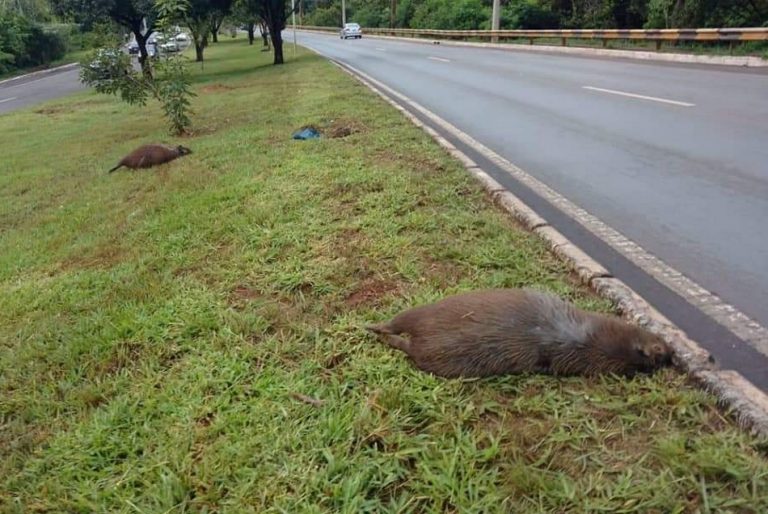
[561,37,567,46]
[655,40,662,51]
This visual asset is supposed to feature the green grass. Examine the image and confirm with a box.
[1,39,767,513]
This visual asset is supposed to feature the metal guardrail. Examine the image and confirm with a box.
[301,25,768,50]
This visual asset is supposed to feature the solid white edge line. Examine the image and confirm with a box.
[0,97,17,104]
[428,56,451,63]
[583,85,695,107]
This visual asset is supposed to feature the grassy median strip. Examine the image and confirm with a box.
[1,39,766,513]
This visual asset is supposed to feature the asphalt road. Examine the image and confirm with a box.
[0,66,85,115]
[297,32,768,336]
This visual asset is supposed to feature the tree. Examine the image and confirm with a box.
[232,0,258,43]
[250,0,299,64]
[502,0,560,29]
[209,5,227,41]
[80,0,197,135]
[0,0,52,20]
[410,0,489,30]
[53,0,157,74]
[258,17,269,48]
[181,0,232,61]
[1,9,67,73]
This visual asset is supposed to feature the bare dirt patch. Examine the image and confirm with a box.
[233,285,260,300]
[200,83,235,93]
[345,278,400,308]
[371,148,447,175]
[33,101,91,116]
[58,243,125,271]
[35,106,68,115]
[325,117,366,139]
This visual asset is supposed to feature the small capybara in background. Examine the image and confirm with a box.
[108,143,192,173]
[367,288,673,378]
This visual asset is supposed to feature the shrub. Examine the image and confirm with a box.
[0,12,68,73]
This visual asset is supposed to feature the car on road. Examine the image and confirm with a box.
[340,23,362,39]
[88,48,131,80]
[160,40,180,53]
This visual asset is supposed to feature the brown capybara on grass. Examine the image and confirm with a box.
[108,144,192,173]
[367,288,673,378]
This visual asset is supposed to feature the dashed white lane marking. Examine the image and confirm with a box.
[583,86,695,107]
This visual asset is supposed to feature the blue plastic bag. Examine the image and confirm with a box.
[292,127,321,140]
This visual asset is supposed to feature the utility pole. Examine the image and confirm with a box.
[342,0,346,26]
[491,0,500,43]
[292,0,297,57]
[390,0,396,29]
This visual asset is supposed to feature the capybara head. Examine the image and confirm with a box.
[176,145,192,156]
[628,328,674,372]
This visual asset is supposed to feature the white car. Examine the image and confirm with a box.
[340,23,362,39]
[160,40,179,52]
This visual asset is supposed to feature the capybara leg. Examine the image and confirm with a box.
[379,332,411,352]
[366,323,412,352]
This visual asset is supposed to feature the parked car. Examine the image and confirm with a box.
[174,32,190,43]
[160,40,179,52]
[340,23,362,39]
[126,41,139,54]
[88,48,131,80]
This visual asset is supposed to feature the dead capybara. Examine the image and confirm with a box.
[108,144,192,173]
[366,288,673,378]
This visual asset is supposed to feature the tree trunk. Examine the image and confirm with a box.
[260,21,270,48]
[268,21,283,64]
[133,29,152,77]
[189,20,209,62]
[210,14,224,43]
[195,40,205,61]
[247,22,255,45]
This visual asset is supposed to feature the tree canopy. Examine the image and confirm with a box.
[53,0,158,71]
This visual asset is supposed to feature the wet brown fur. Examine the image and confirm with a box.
[367,288,673,378]
[108,144,192,173]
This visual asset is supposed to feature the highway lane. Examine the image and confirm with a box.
[297,31,768,340]
[0,66,84,115]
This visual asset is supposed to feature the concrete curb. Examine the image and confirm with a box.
[320,53,768,437]
[297,29,768,68]
[0,62,80,87]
